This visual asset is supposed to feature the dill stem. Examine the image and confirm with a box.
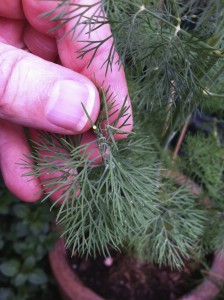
[172,115,191,161]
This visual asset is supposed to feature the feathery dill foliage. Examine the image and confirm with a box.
[23,91,207,268]
[24,91,162,258]
[179,131,224,256]
[29,0,224,269]
[181,132,224,202]
[130,181,206,270]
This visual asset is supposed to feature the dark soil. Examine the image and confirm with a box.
[68,251,205,300]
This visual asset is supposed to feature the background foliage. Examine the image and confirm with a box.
[0,176,59,300]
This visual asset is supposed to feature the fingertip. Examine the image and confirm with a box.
[1,154,43,203]
[0,121,42,202]
[45,79,100,133]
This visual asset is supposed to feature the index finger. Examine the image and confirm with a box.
[23,0,133,138]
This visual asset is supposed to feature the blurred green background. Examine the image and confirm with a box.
[0,174,60,300]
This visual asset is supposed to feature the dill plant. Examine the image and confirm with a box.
[24,0,224,269]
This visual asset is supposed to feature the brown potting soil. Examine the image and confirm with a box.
[68,251,205,300]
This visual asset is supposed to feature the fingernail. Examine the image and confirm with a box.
[46,80,95,132]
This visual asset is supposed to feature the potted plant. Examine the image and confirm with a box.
[22,0,224,299]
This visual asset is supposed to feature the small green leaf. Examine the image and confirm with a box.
[0,260,20,277]
[14,273,27,286]
[0,193,10,215]
[42,223,50,234]
[15,223,29,238]
[30,222,41,235]
[13,204,30,218]
[13,242,26,254]
[28,269,48,285]
[44,233,58,250]
[0,206,9,215]
[38,234,47,243]
[36,245,46,258]
[0,288,15,300]
[23,256,36,271]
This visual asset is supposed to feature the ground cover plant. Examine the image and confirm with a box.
[0,177,59,300]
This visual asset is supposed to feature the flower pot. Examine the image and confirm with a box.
[49,237,224,300]
[49,237,104,300]
[179,251,224,300]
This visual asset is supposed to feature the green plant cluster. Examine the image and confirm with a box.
[0,178,58,300]
[24,0,224,270]
[25,93,207,270]
[179,130,224,254]
[181,132,224,202]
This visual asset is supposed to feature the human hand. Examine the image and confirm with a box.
[0,0,133,202]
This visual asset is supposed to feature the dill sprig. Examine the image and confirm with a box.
[22,91,161,257]
[21,90,208,268]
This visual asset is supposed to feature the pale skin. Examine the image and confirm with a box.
[0,0,133,202]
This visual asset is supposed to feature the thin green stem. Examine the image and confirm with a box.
[203,91,224,98]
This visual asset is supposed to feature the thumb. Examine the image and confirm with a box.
[0,42,100,134]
